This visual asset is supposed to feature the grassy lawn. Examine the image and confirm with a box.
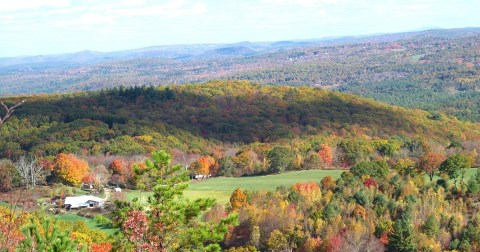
[52,213,116,235]
[426,167,478,182]
[127,170,344,205]
[126,168,479,205]
[189,170,343,192]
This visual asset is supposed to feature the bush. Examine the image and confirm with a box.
[353,190,370,207]
[436,179,448,190]
[350,160,389,179]
[94,215,113,228]
[467,178,479,195]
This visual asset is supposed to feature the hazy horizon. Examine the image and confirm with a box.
[1,0,480,58]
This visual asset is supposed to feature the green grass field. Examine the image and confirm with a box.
[126,170,344,205]
[187,170,345,204]
[127,168,479,205]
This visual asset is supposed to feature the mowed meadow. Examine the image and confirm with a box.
[126,168,479,205]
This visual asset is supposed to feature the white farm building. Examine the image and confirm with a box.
[64,195,105,209]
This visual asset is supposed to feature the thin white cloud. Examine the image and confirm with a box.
[54,13,116,27]
[120,0,147,7]
[48,0,208,28]
[1,0,480,57]
[0,0,70,12]
[109,0,207,18]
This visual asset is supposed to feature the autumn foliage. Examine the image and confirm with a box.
[320,176,336,191]
[318,144,333,167]
[109,159,135,185]
[82,172,99,185]
[230,188,248,211]
[122,210,150,248]
[54,153,89,186]
[363,177,378,188]
[0,206,27,251]
[191,156,217,176]
[91,242,113,252]
[292,182,321,201]
[420,152,446,181]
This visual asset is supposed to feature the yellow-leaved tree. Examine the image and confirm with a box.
[230,188,248,211]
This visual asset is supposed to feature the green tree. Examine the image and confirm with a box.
[113,150,238,251]
[267,146,295,174]
[218,156,235,177]
[439,154,473,188]
[337,140,368,167]
[388,216,417,252]
[466,178,479,195]
[475,168,480,184]
[422,215,439,238]
[350,160,389,179]
[17,217,84,252]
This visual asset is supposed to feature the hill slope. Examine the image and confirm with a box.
[1,81,479,160]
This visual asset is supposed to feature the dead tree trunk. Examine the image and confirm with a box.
[0,100,25,127]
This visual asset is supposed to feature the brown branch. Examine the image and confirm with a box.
[0,100,25,127]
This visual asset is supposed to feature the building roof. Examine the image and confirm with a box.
[64,195,105,208]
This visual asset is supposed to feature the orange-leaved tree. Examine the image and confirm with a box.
[292,182,321,202]
[191,156,216,176]
[91,242,113,252]
[54,153,89,186]
[420,152,446,181]
[318,144,333,167]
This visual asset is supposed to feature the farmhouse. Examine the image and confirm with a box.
[64,195,105,210]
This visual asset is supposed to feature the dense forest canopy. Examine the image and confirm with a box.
[1,81,479,165]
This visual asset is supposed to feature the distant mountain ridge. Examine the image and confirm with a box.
[1,27,480,121]
[3,27,478,69]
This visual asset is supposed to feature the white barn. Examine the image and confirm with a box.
[64,195,105,209]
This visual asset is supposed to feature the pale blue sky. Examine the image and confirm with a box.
[0,0,479,57]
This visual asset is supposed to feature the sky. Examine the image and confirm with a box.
[0,0,479,57]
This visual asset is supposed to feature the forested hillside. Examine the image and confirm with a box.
[1,28,479,121]
[2,81,480,251]
[1,81,479,173]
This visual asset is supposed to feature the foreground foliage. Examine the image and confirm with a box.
[223,166,480,251]
[112,150,238,251]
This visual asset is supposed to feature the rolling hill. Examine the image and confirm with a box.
[1,81,479,161]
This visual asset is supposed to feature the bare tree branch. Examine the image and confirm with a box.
[16,156,46,189]
[0,100,25,127]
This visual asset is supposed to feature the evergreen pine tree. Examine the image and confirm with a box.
[388,216,417,252]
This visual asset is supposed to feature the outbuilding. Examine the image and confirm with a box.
[64,195,105,210]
